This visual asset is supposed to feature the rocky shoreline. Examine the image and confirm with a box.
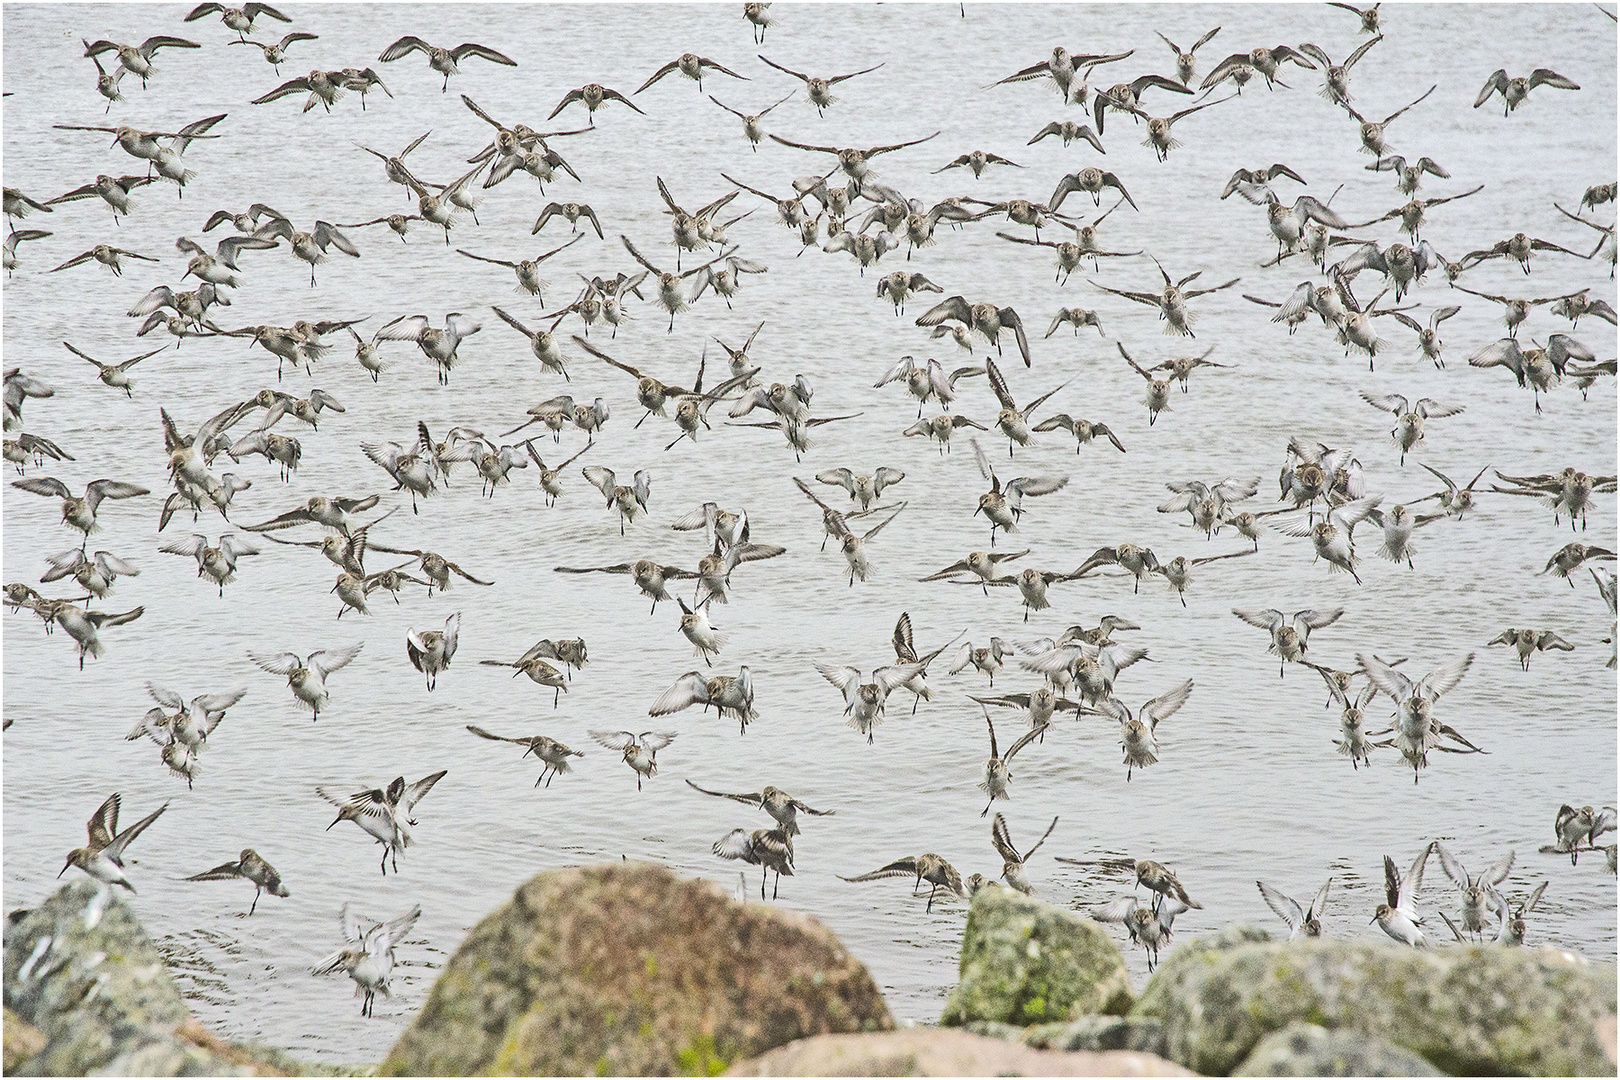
[5,865,1615,1076]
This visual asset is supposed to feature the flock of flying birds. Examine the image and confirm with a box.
[5,1,1618,1021]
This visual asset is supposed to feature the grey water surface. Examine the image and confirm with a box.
[3,2,1616,1064]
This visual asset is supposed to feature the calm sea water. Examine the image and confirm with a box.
[4,2,1616,1063]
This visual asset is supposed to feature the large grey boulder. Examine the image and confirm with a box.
[724,1027,1192,1076]
[940,884,1133,1027]
[1232,1023,1444,1076]
[3,881,326,1076]
[5,882,193,1075]
[379,861,892,1076]
[1131,926,1618,1075]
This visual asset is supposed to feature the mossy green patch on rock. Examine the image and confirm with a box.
[378,862,892,1076]
[675,1033,730,1077]
[1131,927,1618,1076]
[939,884,1133,1027]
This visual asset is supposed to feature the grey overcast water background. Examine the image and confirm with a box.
[3,2,1617,1063]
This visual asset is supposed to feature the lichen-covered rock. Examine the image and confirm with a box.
[6,880,203,1076]
[1232,1023,1444,1076]
[967,1015,1167,1055]
[1157,923,1273,958]
[378,861,892,1076]
[724,1027,1193,1076]
[1131,928,1618,1076]
[2,881,330,1077]
[939,884,1133,1027]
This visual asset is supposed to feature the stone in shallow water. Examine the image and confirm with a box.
[940,884,1134,1027]
[3,881,327,1077]
[5,880,194,1076]
[379,861,893,1076]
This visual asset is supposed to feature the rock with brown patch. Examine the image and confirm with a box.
[379,861,893,1076]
